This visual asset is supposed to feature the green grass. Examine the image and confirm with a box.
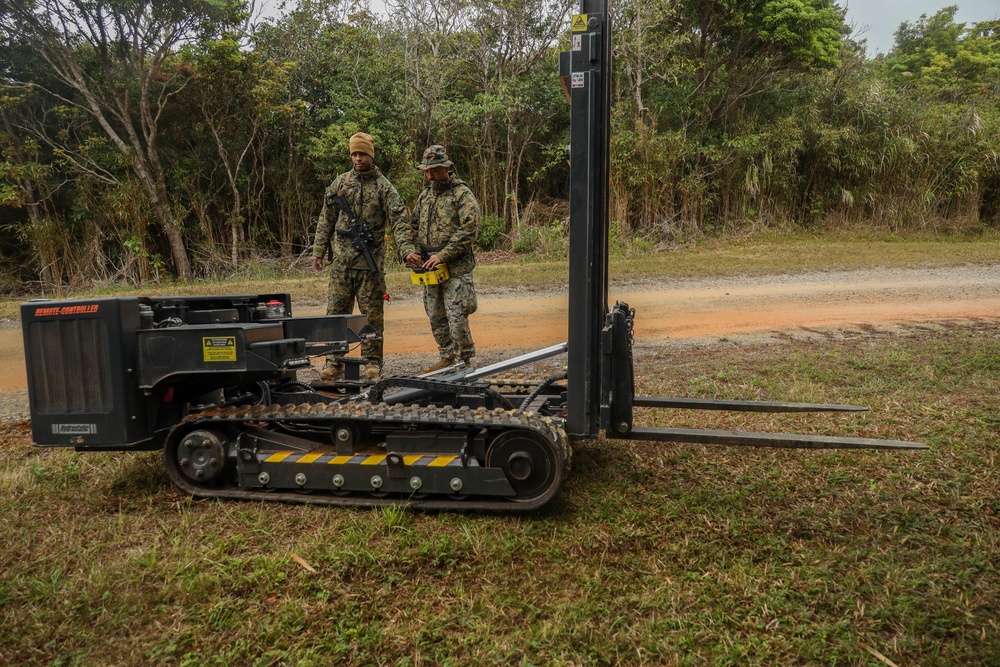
[0,322,997,665]
[4,229,998,320]
[610,229,1000,279]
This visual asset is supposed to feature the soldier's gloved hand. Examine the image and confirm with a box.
[312,256,324,272]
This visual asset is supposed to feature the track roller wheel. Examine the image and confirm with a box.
[486,429,560,503]
[166,428,230,487]
[331,421,364,454]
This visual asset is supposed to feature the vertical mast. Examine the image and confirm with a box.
[563,0,612,437]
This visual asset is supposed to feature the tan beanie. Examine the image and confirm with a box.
[349,132,375,159]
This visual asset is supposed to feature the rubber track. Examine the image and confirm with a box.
[165,401,571,512]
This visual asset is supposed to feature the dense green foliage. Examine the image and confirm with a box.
[1,1,998,290]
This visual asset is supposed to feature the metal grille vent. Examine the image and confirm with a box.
[27,318,114,414]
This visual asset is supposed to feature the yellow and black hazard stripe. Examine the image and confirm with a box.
[261,451,473,468]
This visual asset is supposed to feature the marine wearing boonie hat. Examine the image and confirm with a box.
[417,145,453,170]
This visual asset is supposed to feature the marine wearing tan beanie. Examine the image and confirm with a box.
[349,132,375,159]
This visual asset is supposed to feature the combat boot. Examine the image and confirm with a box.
[421,358,456,374]
[362,364,382,381]
[319,365,343,382]
[461,356,476,370]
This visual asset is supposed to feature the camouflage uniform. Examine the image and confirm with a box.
[399,146,480,363]
[313,166,408,370]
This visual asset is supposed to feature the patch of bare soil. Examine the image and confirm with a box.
[2,264,998,420]
[0,421,31,451]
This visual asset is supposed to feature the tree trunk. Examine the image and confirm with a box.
[231,218,239,268]
[135,162,193,280]
[158,208,194,279]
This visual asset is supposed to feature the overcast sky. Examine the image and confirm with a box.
[254,1,1000,59]
[843,1,999,56]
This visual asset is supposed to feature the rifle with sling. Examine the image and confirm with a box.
[328,189,389,301]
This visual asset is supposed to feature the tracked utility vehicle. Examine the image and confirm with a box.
[20,0,925,511]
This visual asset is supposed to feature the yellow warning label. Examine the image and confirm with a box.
[571,14,588,32]
[203,336,237,362]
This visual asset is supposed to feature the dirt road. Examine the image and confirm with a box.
[3,264,998,392]
[372,264,1000,355]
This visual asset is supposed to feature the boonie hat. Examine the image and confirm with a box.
[417,145,453,170]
